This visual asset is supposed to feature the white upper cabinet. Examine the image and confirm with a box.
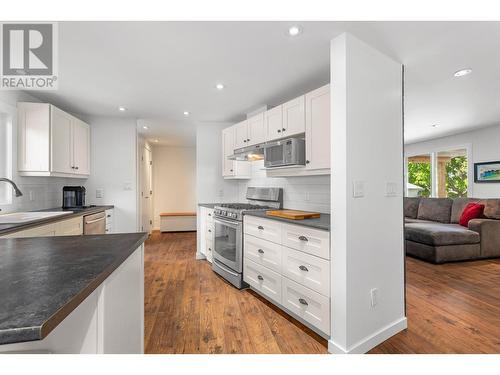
[305,84,330,171]
[282,95,305,137]
[18,102,91,178]
[234,120,248,149]
[222,126,251,179]
[265,105,283,140]
[246,113,266,146]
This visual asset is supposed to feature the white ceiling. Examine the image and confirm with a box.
[30,21,500,145]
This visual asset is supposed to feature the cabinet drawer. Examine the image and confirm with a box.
[244,259,281,305]
[206,223,214,240]
[244,234,282,273]
[282,247,330,296]
[56,216,84,236]
[206,239,214,263]
[244,216,282,244]
[205,208,214,223]
[282,278,330,334]
[282,224,330,260]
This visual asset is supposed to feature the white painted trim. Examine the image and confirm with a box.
[328,317,407,354]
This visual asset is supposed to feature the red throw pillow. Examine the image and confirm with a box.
[459,203,485,227]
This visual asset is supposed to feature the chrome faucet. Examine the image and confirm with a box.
[0,178,23,197]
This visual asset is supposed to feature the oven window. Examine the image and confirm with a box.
[214,221,237,263]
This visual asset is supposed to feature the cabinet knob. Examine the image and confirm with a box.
[243,139,247,143]
[257,225,264,230]
[282,128,286,131]
[247,138,250,142]
[298,235,309,242]
[306,160,310,164]
[299,265,309,272]
[277,129,281,133]
[75,166,79,170]
[230,169,233,172]
[257,275,264,281]
[258,249,264,254]
[299,298,308,306]
[208,229,211,233]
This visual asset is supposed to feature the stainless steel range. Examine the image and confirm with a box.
[212,187,282,289]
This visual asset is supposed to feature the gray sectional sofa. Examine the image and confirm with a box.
[404,197,500,263]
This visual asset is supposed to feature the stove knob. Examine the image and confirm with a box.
[223,211,227,216]
[230,213,237,218]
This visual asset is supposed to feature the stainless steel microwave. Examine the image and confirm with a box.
[264,137,305,168]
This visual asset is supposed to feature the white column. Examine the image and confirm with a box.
[329,33,407,354]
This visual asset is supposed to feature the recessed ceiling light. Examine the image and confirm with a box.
[454,68,472,77]
[288,26,301,36]
[118,106,127,112]
[215,83,224,90]
[183,111,190,116]
[431,124,439,128]
[153,139,159,143]
[142,125,149,130]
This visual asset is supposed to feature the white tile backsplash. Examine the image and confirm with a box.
[237,160,331,213]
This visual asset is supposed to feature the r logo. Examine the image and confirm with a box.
[2,23,53,75]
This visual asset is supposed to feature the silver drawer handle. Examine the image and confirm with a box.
[299,265,309,272]
[257,275,264,281]
[257,225,264,230]
[258,249,264,254]
[299,298,308,306]
[298,235,308,242]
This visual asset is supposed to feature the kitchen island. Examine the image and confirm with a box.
[0,233,147,353]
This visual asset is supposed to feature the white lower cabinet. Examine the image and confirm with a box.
[244,258,282,305]
[282,277,330,334]
[243,215,331,336]
[198,206,215,263]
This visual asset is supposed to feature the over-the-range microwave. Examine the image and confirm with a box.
[264,137,306,168]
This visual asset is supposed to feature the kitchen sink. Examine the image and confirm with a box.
[0,211,73,224]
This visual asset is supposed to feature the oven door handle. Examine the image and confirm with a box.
[213,259,240,277]
[214,217,241,228]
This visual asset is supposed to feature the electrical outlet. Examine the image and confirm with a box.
[353,181,365,198]
[29,190,35,202]
[304,192,310,201]
[386,182,398,197]
[123,182,132,191]
[96,188,104,199]
[370,288,379,308]
[218,189,224,198]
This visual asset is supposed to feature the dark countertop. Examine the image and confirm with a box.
[0,232,147,345]
[244,210,330,231]
[0,205,114,236]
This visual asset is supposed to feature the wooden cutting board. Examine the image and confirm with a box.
[266,210,321,220]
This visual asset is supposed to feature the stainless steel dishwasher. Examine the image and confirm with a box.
[83,212,106,235]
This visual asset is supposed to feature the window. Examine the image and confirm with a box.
[0,111,13,205]
[406,148,469,198]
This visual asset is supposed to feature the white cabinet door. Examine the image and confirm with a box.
[265,105,283,141]
[246,113,266,146]
[222,126,235,177]
[305,84,330,170]
[72,118,90,175]
[50,106,74,174]
[234,120,248,149]
[283,95,305,137]
[17,103,50,172]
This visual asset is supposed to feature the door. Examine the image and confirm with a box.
[283,95,305,136]
[265,105,283,141]
[246,113,266,146]
[222,127,235,176]
[305,84,330,170]
[140,146,153,233]
[72,119,90,175]
[234,120,248,149]
[50,106,73,174]
[214,217,242,273]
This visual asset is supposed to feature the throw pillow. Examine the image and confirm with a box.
[459,203,485,227]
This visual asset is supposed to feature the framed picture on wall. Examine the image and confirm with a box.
[474,161,500,183]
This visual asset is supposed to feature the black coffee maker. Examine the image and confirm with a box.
[62,186,86,209]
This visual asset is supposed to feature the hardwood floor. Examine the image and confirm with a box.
[370,256,500,353]
[144,231,328,354]
[144,231,500,354]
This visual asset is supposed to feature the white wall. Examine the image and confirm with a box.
[237,160,330,213]
[330,33,406,354]
[405,124,500,198]
[0,91,84,213]
[152,145,196,229]
[84,117,138,233]
[195,123,239,204]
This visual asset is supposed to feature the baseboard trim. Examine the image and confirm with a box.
[328,316,407,354]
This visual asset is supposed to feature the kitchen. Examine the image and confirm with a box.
[0,21,405,358]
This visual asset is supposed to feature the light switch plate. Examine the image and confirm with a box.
[386,182,398,197]
[353,181,365,198]
[96,188,104,199]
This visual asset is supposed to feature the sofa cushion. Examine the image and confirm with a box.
[417,198,453,223]
[483,199,500,220]
[405,222,480,246]
[404,197,421,219]
[451,197,480,223]
[404,218,433,224]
